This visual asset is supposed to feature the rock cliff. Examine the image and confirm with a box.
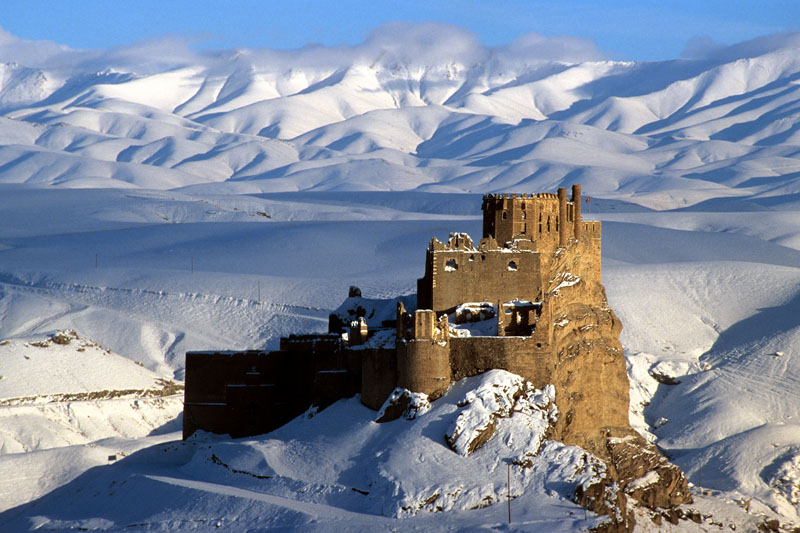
[545,238,692,531]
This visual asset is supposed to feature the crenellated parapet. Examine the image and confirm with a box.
[482,185,593,250]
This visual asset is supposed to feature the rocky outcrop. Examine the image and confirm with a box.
[545,239,630,457]
[573,429,693,532]
[443,371,557,457]
[543,239,692,531]
[605,429,691,510]
[375,388,431,422]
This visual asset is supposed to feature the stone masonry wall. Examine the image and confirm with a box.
[361,348,397,410]
[427,248,543,313]
[449,336,554,387]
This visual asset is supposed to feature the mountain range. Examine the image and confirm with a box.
[1,31,800,209]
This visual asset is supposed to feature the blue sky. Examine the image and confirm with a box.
[2,0,798,62]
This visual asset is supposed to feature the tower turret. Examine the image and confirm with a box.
[572,184,582,240]
[396,310,451,399]
[558,187,567,246]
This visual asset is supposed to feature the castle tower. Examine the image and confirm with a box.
[396,310,451,399]
[481,187,584,249]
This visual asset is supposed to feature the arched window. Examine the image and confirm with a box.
[445,259,458,271]
[508,261,518,271]
[502,211,508,220]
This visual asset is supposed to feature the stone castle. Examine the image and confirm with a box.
[183,185,693,529]
[183,184,630,455]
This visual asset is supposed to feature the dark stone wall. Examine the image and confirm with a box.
[360,348,398,410]
[183,403,228,439]
[183,351,293,439]
[449,336,554,388]
[183,334,352,439]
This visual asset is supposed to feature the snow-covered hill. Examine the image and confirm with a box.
[1,25,800,531]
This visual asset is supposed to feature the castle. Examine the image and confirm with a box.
[183,185,630,455]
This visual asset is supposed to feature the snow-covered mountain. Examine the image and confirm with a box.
[0,29,799,208]
[1,26,800,531]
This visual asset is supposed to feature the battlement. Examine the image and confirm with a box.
[482,184,592,247]
[483,193,559,200]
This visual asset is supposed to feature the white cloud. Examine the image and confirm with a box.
[360,22,488,66]
[681,35,726,60]
[0,22,607,77]
[682,31,800,61]
[4,22,797,80]
[0,27,76,68]
[500,32,606,64]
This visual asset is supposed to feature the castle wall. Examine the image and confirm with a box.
[313,369,358,409]
[183,403,228,439]
[397,340,451,400]
[184,334,356,439]
[588,225,602,283]
[425,248,543,313]
[183,350,297,439]
[361,348,397,410]
[449,336,554,387]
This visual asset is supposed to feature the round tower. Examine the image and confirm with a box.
[396,310,451,399]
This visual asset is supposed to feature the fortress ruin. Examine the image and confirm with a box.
[183,185,694,529]
[183,185,628,455]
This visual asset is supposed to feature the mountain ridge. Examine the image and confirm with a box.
[0,36,798,208]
